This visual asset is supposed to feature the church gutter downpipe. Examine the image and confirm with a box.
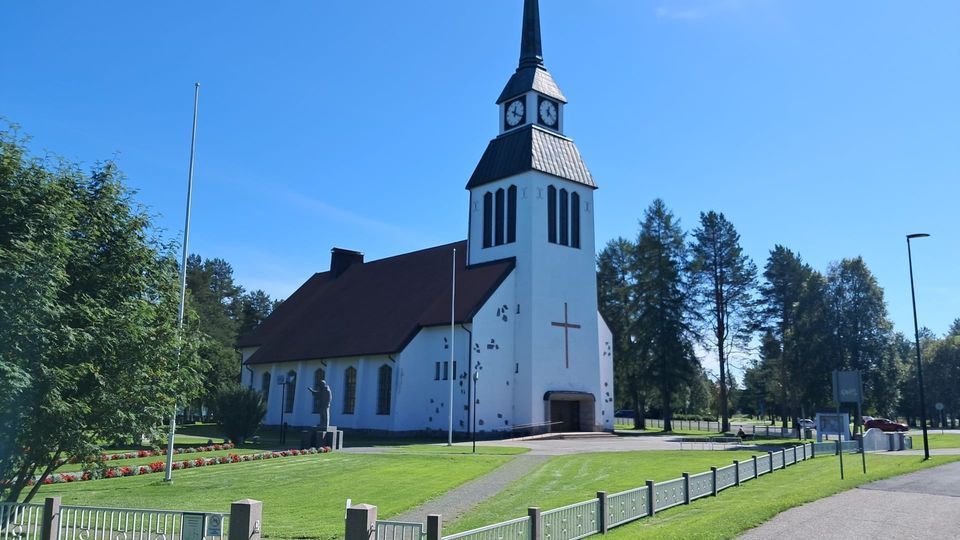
[448,248,457,446]
[165,82,200,483]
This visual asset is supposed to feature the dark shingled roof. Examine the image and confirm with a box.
[466,125,596,189]
[240,241,514,365]
[497,66,567,104]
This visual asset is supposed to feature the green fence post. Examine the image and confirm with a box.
[711,467,718,496]
[734,460,741,486]
[646,480,656,517]
[682,473,691,504]
[596,492,608,534]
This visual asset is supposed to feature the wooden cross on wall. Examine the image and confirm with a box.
[551,302,581,369]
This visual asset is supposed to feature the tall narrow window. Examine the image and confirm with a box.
[547,185,557,244]
[343,367,357,414]
[495,188,505,246]
[559,188,569,246]
[261,372,271,403]
[482,192,493,248]
[507,185,517,243]
[571,192,581,249]
[443,361,449,381]
[377,365,392,415]
[284,370,297,414]
[434,362,441,381]
[312,368,326,413]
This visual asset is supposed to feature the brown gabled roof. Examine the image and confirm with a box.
[240,241,514,365]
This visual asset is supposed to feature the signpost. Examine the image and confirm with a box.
[936,402,945,435]
[832,370,866,478]
[206,514,223,538]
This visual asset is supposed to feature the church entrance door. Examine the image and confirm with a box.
[543,391,596,432]
[550,400,580,432]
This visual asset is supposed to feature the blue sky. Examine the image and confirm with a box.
[3,1,957,350]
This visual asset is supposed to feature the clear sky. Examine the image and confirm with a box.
[4,1,957,348]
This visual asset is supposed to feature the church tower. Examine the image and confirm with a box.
[467,0,611,431]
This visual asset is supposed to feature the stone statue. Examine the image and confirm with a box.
[308,379,332,431]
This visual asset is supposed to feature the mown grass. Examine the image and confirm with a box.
[450,450,758,533]
[34,452,514,540]
[605,453,960,539]
[911,432,960,449]
[447,448,958,539]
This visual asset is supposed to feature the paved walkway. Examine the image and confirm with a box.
[739,461,960,539]
[389,454,550,525]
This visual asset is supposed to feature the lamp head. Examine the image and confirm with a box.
[907,233,930,239]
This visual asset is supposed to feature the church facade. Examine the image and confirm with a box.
[239,0,615,435]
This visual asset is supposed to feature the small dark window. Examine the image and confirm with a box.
[495,188,505,246]
[571,192,581,249]
[507,185,517,244]
[559,189,569,246]
[343,367,357,414]
[482,192,493,248]
[377,365,392,415]
[453,361,458,379]
[547,186,557,243]
[515,363,519,374]
[312,368,326,413]
[284,370,297,414]
[261,372,271,403]
[434,362,441,381]
[443,361,449,381]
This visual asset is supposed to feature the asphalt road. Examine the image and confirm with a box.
[739,461,960,539]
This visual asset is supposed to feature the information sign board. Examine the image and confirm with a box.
[182,513,205,540]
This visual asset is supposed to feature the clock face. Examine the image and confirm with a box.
[539,99,558,127]
[505,99,525,127]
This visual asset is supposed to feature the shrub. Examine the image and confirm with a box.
[213,385,267,444]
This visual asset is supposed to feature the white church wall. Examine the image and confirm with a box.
[597,313,615,431]
[393,326,471,433]
[468,170,608,431]
[468,271,517,433]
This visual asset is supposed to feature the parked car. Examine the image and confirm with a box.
[798,418,816,430]
[865,418,908,432]
[614,409,636,419]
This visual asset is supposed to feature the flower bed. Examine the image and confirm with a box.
[97,443,235,462]
[33,447,330,485]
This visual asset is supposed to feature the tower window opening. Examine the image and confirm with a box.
[507,185,517,243]
[547,185,557,244]
[571,192,581,249]
[482,192,493,248]
[559,188,569,246]
[495,188,505,246]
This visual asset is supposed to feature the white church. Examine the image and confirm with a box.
[239,0,615,435]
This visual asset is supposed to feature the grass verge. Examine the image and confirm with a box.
[35,452,514,540]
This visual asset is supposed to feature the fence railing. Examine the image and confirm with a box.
[355,440,862,540]
[616,418,804,439]
[1,498,260,540]
[0,503,45,540]
[375,520,424,540]
[58,505,229,540]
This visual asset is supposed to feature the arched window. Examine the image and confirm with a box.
[261,372,271,404]
[495,188,505,246]
[312,368,326,413]
[547,185,557,244]
[377,364,392,415]
[284,370,297,414]
[343,367,357,414]
[571,192,581,249]
[507,185,517,243]
[559,188,569,246]
[482,192,493,248]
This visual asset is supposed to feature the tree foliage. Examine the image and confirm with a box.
[0,125,203,502]
[688,211,757,432]
[213,385,267,444]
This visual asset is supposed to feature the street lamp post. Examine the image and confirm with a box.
[906,233,931,460]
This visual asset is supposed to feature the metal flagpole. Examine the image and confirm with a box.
[165,82,200,482]
[448,248,456,446]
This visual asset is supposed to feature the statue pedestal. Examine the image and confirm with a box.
[301,427,344,451]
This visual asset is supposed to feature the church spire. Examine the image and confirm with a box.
[496,0,566,105]
[519,0,544,69]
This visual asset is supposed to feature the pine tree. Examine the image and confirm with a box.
[688,211,757,432]
[634,200,697,432]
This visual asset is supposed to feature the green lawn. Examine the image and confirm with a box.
[450,450,959,539]
[450,450,758,533]
[35,452,514,540]
[605,454,960,539]
[911,432,960,449]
